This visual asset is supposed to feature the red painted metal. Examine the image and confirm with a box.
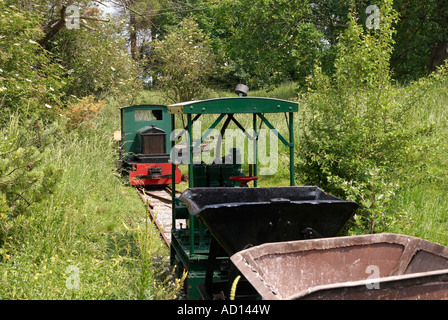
[229,176,258,187]
[129,163,181,186]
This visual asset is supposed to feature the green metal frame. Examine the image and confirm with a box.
[168,96,298,299]
[168,97,297,114]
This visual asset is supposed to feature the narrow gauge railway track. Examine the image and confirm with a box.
[136,186,184,247]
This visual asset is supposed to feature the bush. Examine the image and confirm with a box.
[150,17,217,103]
[0,115,62,258]
[0,2,67,125]
[297,1,433,233]
[65,95,106,131]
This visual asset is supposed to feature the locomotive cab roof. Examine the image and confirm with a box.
[167,96,298,114]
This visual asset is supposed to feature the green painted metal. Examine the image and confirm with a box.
[171,234,228,300]
[289,112,295,186]
[257,113,290,147]
[193,113,226,150]
[119,105,171,161]
[169,95,299,300]
[253,113,258,187]
[168,97,298,114]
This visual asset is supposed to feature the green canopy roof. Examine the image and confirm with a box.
[168,97,298,114]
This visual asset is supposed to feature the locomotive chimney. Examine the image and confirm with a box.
[235,84,249,97]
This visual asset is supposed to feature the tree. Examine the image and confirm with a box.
[0,1,66,124]
[12,0,110,48]
[214,0,325,88]
[309,0,448,81]
[47,13,140,98]
[297,1,424,233]
[391,0,448,81]
[150,17,216,103]
[106,0,161,61]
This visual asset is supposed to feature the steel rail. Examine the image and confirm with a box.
[136,187,172,247]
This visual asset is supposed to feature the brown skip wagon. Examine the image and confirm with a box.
[230,233,448,300]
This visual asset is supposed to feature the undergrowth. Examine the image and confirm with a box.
[0,98,183,299]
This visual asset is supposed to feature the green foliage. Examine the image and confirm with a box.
[214,0,325,88]
[297,1,431,233]
[150,17,217,103]
[47,13,140,99]
[0,1,67,124]
[0,1,141,124]
[114,0,447,88]
[391,0,448,81]
[0,104,182,299]
[0,115,62,256]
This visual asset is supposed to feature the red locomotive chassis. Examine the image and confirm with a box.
[129,162,181,186]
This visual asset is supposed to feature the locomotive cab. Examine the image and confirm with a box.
[118,105,181,186]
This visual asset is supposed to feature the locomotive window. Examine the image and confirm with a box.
[134,109,163,122]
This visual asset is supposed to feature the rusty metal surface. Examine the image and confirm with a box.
[230,233,448,300]
[298,270,448,300]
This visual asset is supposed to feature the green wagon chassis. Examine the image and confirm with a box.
[168,95,298,300]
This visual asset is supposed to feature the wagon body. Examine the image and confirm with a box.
[231,233,448,300]
[180,186,359,255]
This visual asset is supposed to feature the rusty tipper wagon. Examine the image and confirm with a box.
[231,233,448,300]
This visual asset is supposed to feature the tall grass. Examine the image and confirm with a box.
[392,184,448,246]
[0,100,180,299]
[386,79,448,245]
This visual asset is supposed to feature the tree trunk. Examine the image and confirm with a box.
[38,5,67,48]
[130,12,138,60]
